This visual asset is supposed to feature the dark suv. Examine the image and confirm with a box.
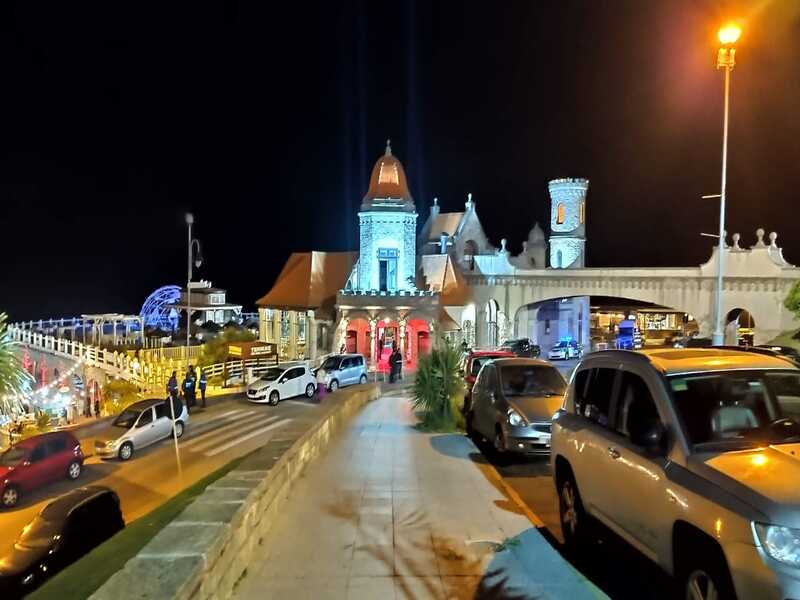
[500,338,541,358]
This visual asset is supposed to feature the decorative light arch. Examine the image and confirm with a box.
[140,285,181,331]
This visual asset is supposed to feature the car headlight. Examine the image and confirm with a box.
[507,409,524,427]
[754,523,800,567]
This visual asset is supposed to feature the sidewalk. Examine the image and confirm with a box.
[233,390,604,600]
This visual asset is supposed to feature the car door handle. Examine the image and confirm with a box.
[607,447,621,460]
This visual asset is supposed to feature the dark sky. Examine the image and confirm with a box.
[1,1,799,321]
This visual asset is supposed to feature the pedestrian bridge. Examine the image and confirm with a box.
[465,229,800,346]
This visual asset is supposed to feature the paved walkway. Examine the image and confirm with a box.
[233,391,603,600]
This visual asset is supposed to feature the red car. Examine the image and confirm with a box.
[0,432,84,508]
[463,350,515,411]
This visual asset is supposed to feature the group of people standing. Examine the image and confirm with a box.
[167,365,207,411]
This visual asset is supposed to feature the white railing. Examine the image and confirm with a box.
[138,345,202,362]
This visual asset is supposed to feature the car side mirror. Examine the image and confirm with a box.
[631,420,667,454]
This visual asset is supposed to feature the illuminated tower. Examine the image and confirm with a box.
[548,178,588,269]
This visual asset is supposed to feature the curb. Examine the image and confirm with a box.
[89,385,380,600]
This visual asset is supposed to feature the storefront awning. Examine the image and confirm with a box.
[257,251,357,320]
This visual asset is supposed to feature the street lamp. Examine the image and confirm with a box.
[711,22,741,346]
[185,213,203,349]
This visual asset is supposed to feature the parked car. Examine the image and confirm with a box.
[462,350,515,413]
[94,397,188,461]
[0,432,84,508]
[467,358,566,456]
[0,486,124,596]
[551,347,800,600]
[246,365,316,405]
[756,344,800,364]
[547,339,582,360]
[499,338,541,358]
[315,354,368,391]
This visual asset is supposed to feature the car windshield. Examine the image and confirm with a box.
[17,516,60,549]
[470,357,495,377]
[669,370,800,450]
[260,368,284,382]
[321,357,341,371]
[113,409,141,429]
[499,365,566,397]
[0,447,27,467]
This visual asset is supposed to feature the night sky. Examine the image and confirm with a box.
[1,1,799,321]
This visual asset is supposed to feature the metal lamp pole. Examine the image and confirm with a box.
[186,213,194,349]
[712,24,741,346]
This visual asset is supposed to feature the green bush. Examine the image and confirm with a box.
[36,412,51,432]
[412,339,465,431]
[102,379,141,415]
[199,327,257,367]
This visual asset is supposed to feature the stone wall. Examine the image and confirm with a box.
[91,385,380,600]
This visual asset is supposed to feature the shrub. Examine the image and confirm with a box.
[412,339,465,431]
[36,411,51,432]
[102,379,141,415]
[199,327,257,367]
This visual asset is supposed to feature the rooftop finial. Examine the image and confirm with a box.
[385,139,392,156]
[433,197,438,206]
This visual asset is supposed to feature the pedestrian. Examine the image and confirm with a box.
[183,367,197,410]
[315,368,327,402]
[167,370,179,401]
[94,397,101,418]
[199,369,207,408]
[389,343,402,383]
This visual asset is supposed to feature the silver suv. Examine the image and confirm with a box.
[551,348,800,600]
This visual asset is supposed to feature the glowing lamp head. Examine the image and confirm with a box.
[718,23,741,45]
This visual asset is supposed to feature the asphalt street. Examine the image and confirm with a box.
[0,390,328,558]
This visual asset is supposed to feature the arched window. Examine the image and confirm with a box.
[557,203,565,225]
[579,202,585,224]
[556,249,563,268]
[486,300,499,347]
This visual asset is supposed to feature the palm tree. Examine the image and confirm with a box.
[412,339,465,430]
[0,313,31,416]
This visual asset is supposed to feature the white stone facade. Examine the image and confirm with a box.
[549,178,588,268]
[356,211,418,292]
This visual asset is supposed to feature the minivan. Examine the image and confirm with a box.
[316,354,368,392]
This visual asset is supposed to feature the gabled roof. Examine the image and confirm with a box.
[425,212,465,242]
[257,251,358,319]
[419,254,472,306]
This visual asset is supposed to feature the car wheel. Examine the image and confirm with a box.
[305,383,316,398]
[558,471,589,553]
[269,390,280,406]
[67,461,82,480]
[681,548,736,600]
[119,442,134,461]
[2,485,20,508]
[359,374,368,385]
[329,380,339,392]
[173,421,184,439]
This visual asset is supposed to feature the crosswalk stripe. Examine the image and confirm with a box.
[182,410,257,440]
[183,411,262,446]
[186,416,282,453]
[284,400,318,408]
[201,408,246,421]
[203,419,292,457]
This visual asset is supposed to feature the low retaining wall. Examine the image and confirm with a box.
[91,385,380,600]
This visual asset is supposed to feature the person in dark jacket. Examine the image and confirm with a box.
[389,343,402,383]
[199,369,207,408]
[182,367,197,410]
[167,371,179,400]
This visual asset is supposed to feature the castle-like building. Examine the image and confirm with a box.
[257,141,588,365]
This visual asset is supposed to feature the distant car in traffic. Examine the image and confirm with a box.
[247,365,316,405]
[314,354,368,391]
[499,338,541,358]
[0,431,84,508]
[462,350,515,413]
[0,486,124,596]
[467,358,566,457]
[547,339,582,360]
[94,397,188,461]
[551,347,800,600]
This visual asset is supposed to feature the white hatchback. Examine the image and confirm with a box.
[247,365,316,405]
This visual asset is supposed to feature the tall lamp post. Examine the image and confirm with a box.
[185,213,203,349]
[711,22,742,346]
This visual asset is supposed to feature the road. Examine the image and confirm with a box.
[0,391,326,557]
[478,358,675,599]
